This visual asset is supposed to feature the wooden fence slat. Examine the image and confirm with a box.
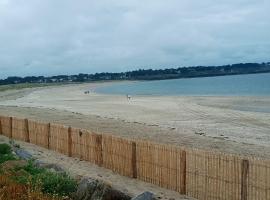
[47,123,51,149]
[0,117,2,135]
[68,126,72,157]
[180,150,187,195]
[132,141,137,178]
[24,119,30,143]
[9,117,12,138]
[241,159,249,200]
[96,134,103,166]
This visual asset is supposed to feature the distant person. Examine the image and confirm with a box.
[126,94,131,101]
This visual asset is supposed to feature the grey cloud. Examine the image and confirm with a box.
[0,0,269,78]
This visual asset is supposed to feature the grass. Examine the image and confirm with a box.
[0,143,12,154]
[0,143,17,164]
[0,82,69,92]
[0,174,65,200]
[13,160,77,197]
[0,143,77,199]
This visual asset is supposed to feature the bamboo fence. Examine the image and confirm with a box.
[0,115,269,200]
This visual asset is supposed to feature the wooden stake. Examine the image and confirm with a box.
[132,141,137,178]
[24,118,30,142]
[0,117,2,135]
[9,117,13,139]
[241,159,249,200]
[68,126,72,157]
[96,134,103,166]
[180,150,187,195]
[47,123,51,149]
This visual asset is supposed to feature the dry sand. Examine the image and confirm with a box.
[0,82,270,159]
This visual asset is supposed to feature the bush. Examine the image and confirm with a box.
[13,160,77,197]
[0,174,66,200]
[0,145,76,198]
[36,171,77,196]
[23,160,46,175]
[0,143,12,154]
[0,143,16,164]
[0,154,17,164]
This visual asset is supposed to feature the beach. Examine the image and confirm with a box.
[0,81,270,158]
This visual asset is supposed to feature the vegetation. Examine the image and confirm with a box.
[12,160,77,197]
[0,143,16,164]
[0,62,270,85]
[0,143,77,199]
[0,143,12,154]
[0,83,67,92]
[0,174,65,200]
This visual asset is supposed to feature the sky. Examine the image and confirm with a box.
[0,0,269,78]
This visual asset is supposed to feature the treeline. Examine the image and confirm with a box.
[1,62,270,85]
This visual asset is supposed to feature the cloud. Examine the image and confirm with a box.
[0,0,269,78]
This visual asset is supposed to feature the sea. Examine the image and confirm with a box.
[96,73,270,96]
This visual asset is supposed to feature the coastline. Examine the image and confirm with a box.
[0,81,270,158]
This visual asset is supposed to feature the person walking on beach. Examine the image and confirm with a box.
[126,94,131,101]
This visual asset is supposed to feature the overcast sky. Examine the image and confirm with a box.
[0,0,269,78]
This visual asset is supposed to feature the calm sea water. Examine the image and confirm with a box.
[97,73,270,96]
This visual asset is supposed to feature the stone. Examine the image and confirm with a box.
[14,148,33,160]
[91,182,130,200]
[36,163,65,173]
[74,177,131,200]
[131,192,155,200]
[75,177,98,200]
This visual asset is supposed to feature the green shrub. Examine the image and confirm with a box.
[36,171,77,196]
[13,160,77,197]
[0,144,16,164]
[23,160,46,175]
[1,153,77,197]
[0,154,17,164]
[0,143,12,154]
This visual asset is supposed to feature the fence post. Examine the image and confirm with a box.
[0,117,2,135]
[241,159,249,200]
[24,119,30,143]
[68,126,72,157]
[9,117,13,139]
[132,141,137,178]
[96,134,103,166]
[79,130,83,160]
[47,123,51,149]
[180,150,187,195]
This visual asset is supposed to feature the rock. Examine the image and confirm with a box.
[33,159,46,166]
[75,175,83,182]
[74,177,131,200]
[36,163,65,173]
[14,148,33,160]
[75,177,99,200]
[131,192,155,200]
[91,181,130,200]
[89,181,109,200]
[103,187,130,200]
[1,160,27,171]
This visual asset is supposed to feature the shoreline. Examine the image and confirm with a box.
[0,81,270,158]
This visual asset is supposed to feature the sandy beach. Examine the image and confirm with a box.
[0,82,270,158]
